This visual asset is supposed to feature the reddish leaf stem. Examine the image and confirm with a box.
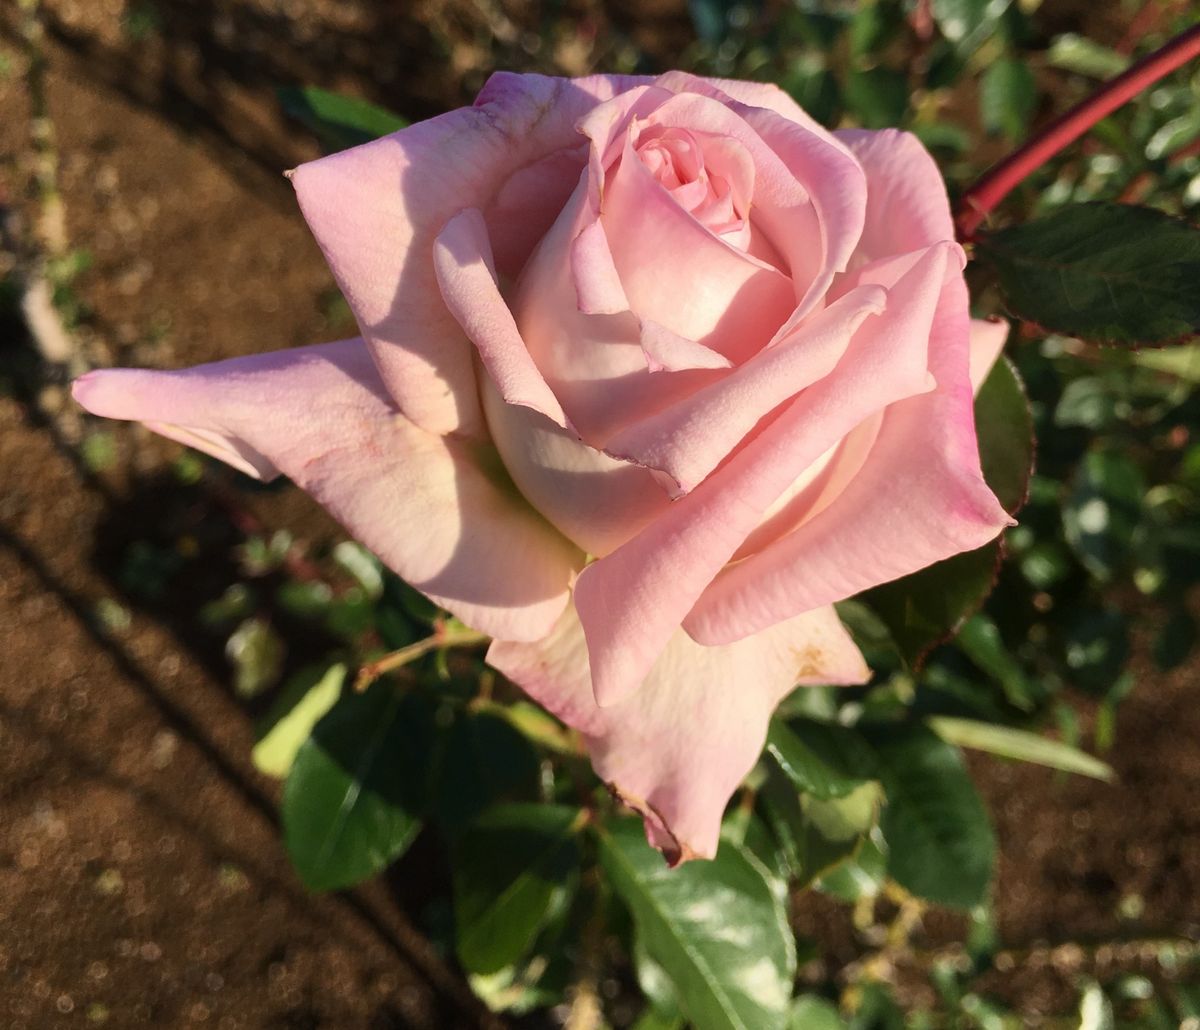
[956,23,1200,241]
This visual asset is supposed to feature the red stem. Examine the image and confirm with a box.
[955,23,1200,241]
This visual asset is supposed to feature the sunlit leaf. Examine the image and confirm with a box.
[927,716,1114,781]
[601,820,795,1030]
[253,663,345,778]
[278,85,407,152]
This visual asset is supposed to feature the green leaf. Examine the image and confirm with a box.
[282,685,431,891]
[600,820,795,1030]
[927,716,1114,781]
[226,617,284,699]
[980,57,1036,139]
[1062,448,1145,581]
[1134,343,1200,383]
[954,614,1039,711]
[790,996,846,1030]
[975,355,1034,515]
[864,544,1001,668]
[252,663,345,778]
[278,86,407,152]
[1045,34,1130,79]
[761,767,881,888]
[930,0,992,43]
[452,804,583,975]
[765,719,876,800]
[975,202,1200,345]
[435,710,542,831]
[844,67,909,129]
[867,725,995,908]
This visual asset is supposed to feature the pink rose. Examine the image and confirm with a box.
[73,72,1012,863]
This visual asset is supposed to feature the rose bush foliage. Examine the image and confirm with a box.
[73,72,1012,863]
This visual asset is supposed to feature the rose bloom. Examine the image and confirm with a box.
[74,72,1012,863]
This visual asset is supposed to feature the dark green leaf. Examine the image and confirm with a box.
[980,57,1036,139]
[435,710,541,831]
[452,804,582,975]
[1062,448,1145,580]
[975,203,1200,344]
[278,85,407,152]
[954,614,1039,711]
[600,820,795,1030]
[1054,377,1115,430]
[1154,608,1196,670]
[816,833,887,902]
[867,725,995,908]
[282,686,431,891]
[975,355,1034,515]
[765,719,876,800]
[844,67,909,129]
[864,543,1001,668]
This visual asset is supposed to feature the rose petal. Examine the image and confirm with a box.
[488,600,869,863]
[71,340,582,642]
[433,207,569,428]
[969,317,1010,393]
[291,73,647,437]
[685,273,1013,645]
[574,242,962,706]
[601,122,796,364]
[602,282,886,495]
[835,129,955,266]
[656,74,868,316]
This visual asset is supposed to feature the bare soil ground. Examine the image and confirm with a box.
[0,2,1197,1027]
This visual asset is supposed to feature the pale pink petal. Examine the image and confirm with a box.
[291,73,646,437]
[72,340,582,642]
[488,601,869,863]
[433,208,568,428]
[685,274,1013,646]
[969,317,1009,393]
[652,75,868,315]
[480,375,672,558]
[640,321,733,372]
[601,123,796,364]
[574,242,961,706]
[835,129,955,266]
[516,174,728,445]
[602,283,886,495]
[657,71,853,148]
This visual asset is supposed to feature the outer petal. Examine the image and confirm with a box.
[969,316,1009,392]
[685,275,1013,645]
[71,340,583,642]
[574,242,960,707]
[291,73,647,437]
[488,601,869,863]
[835,129,955,267]
[433,208,569,428]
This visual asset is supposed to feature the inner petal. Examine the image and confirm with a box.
[634,126,755,248]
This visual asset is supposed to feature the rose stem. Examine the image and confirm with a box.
[955,22,1200,241]
[353,623,489,692]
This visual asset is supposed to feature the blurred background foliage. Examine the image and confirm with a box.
[3,0,1200,1027]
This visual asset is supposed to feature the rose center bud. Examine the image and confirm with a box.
[634,127,754,250]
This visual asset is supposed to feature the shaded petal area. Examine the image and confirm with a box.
[72,340,582,642]
[573,242,960,706]
[291,73,648,437]
[433,207,569,428]
[488,601,869,863]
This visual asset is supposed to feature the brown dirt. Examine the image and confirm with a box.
[1,2,1198,1027]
